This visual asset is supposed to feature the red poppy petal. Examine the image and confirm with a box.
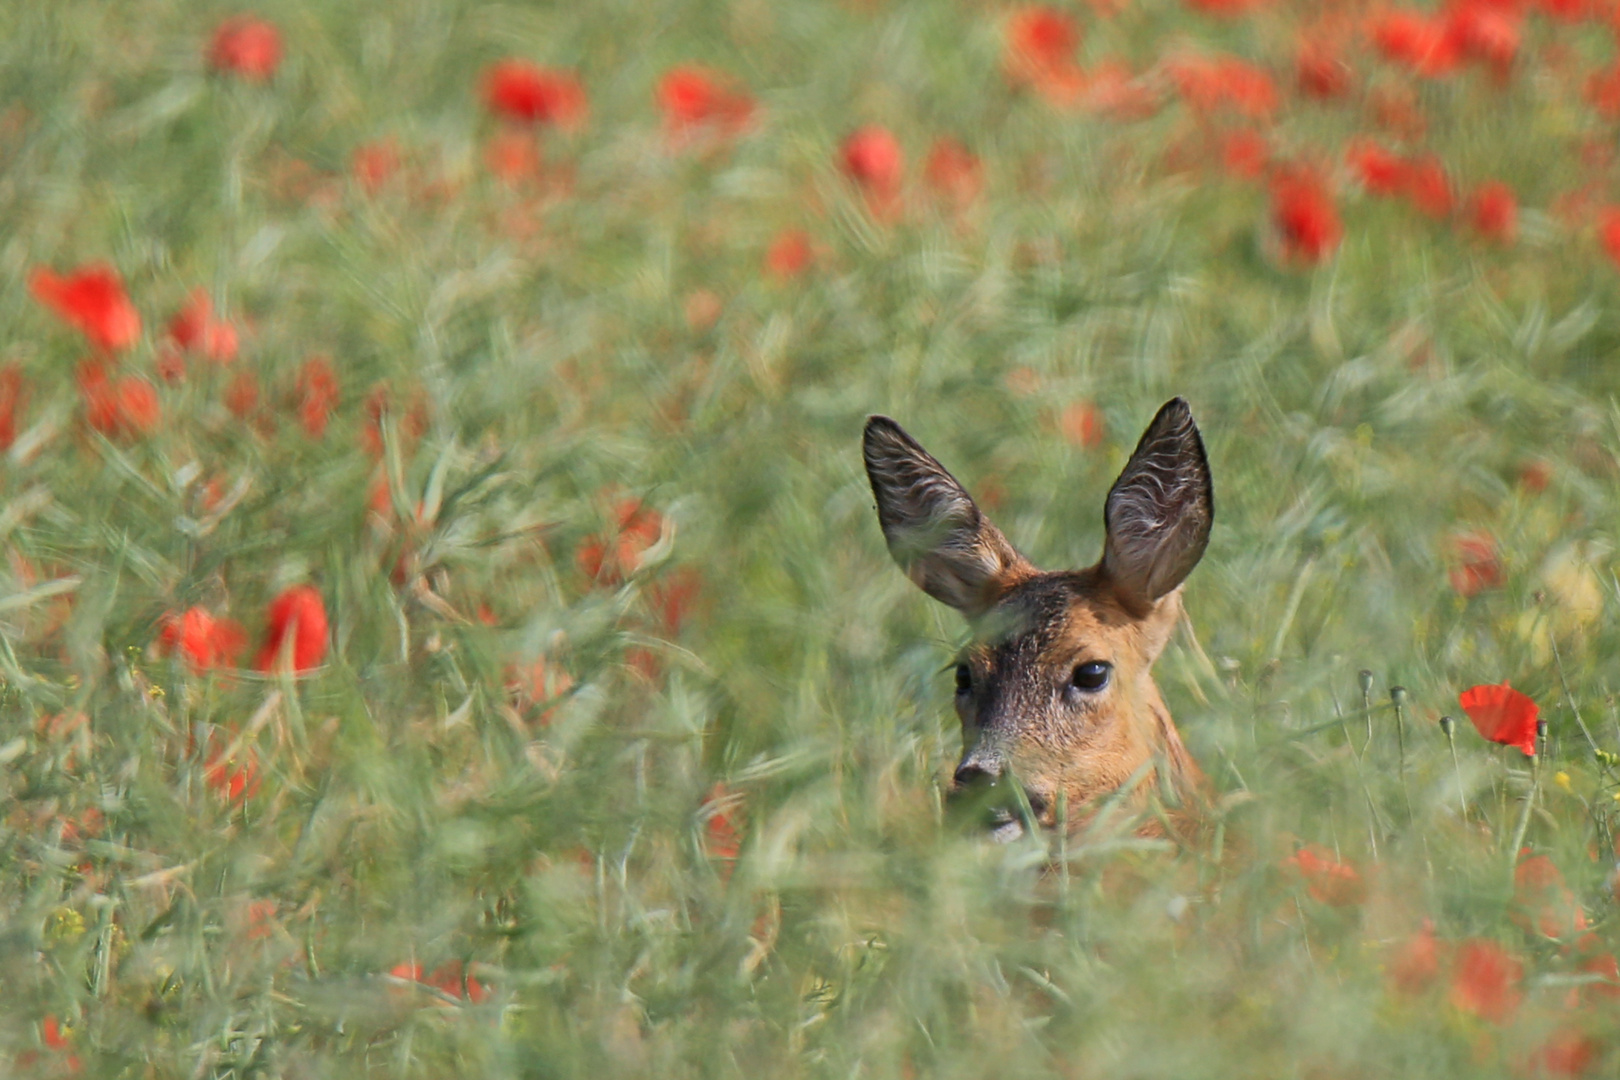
[1458,682,1538,756]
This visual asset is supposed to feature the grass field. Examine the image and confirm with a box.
[6,0,1620,1076]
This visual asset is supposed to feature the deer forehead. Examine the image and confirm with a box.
[965,571,1175,672]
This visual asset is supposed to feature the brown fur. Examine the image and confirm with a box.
[863,399,1213,840]
[953,570,1205,836]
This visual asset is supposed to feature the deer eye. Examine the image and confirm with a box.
[954,663,973,696]
[1070,661,1111,693]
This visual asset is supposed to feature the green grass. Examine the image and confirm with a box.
[5,0,1620,1076]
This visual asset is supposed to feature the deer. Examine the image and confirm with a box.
[862,398,1213,842]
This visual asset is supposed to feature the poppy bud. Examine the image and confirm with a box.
[1390,685,1408,708]
[1439,714,1455,736]
[1358,669,1373,694]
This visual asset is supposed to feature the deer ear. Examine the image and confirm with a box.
[1101,398,1214,611]
[863,416,1034,618]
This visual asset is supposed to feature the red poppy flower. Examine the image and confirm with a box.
[574,536,607,581]
[1519,459,1551,492]
[360,384,389,458]
[1521,1028,1599,1078]
[578,499,665,583]
[1449,938,1523,1023]
[78,362,160,438]
[154,342,185,386]
[1587,64,1620,118]
[1404,155,1455,219]
[390,961,486,1003]
[1004,6,1081,87]
[484,129,542,186]
[1388,919,1443,994]
[358,383,428,459]
[1368,85,1428,141]
[207,15,282,82]
[1167,56,1278,119]
[0,363,24,451]
[1184,0,1267,13]
[1026,64,1090,110]
[1220,129,1268,180]
[31,264,142,353]
[1600,207,1620,268]
[58,807,103,845]
[1538,0,1590,20]
[1214,60,1277,118]
[1001,7,1089,110]
[366,474,393,518]
[230,898,277,941]
[1370,11,1460,77]
[702,782,742,865]
[615,501,663,563]
[390,961,423,983]
[1447,2,1520,73]
[841,126,904,202]
[205,744,262,804]
[224,369,259,419]
[1060,401,1106,448]
[1467,181,1517,243]
[167,289,238,364]
[1578,952,1620,1002]
[1296,39,1352,99]
[505,655,573,723]
[351,140,401,194]
[1284,844,1368,906]
[1458,682,1538,756]
[42,1015,69,1050]
[1270,166,1342,264]
[156,341,189,383]
[626,645,664,683]
[1513,855,1589,940]
[296,355,339,437]
[428,961,488,1003]
[118,377,160,432]
[482,60,587,129]
[1346,139,1409,197]
[159,607,247,672]
[764,229,813,281]
[924,137,984,209]
[656,65,754,143]
[1082,60,1158,120]
[255,584,328,672]
[1447,531,1502,596]
[648,567,703,635]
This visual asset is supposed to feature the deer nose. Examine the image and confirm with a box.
[953,760,1001,789]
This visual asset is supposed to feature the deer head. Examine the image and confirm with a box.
[863,398,1212,839]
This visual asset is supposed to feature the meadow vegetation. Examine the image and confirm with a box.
[5,0,1620,1076]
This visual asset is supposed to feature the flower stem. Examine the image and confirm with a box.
[1440,715,1466,819]
[1391,686,1412,822]
[1505,720,1547,885]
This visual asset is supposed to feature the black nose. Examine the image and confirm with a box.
[953,762,1000,789]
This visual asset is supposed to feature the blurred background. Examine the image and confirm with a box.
[3,0,1620,1076]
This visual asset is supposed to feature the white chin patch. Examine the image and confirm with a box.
[990,819,1026,844]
